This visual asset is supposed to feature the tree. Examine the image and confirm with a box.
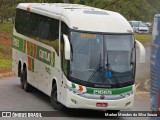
[0,0,159,23]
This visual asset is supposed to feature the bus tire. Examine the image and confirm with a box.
[22,68,31,92]
[51,84,64,110]
[20,71,24,89]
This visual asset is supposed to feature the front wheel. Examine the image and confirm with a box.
[51,84,64,110]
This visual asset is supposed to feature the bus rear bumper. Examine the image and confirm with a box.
[64,91,134,111]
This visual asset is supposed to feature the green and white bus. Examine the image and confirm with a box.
[12,3,145,111]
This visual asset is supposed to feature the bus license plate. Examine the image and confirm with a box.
[96,103,108,107]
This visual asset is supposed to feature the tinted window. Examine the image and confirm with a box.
[15,9,30,36]
[15,9,59,55]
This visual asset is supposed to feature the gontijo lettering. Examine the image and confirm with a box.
[39,49,51,62]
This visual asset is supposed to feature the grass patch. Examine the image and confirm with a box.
[134,33,152,46]
[0,45,11,70]
[0,59,12,70]
[0,45,11,55]
[0,21,13,70]
[0,21,13,34]
[0,44,12,58]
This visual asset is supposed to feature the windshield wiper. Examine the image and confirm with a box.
[88,54,102,82]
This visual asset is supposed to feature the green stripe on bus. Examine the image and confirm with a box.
[13,35,26,53]
[86,86,132,95]
[13,35,55,67]
[71,83,132,95]
[72,83,76,89]
[50,52,55,67]
[13,35,24,42]
[23,40,26,53]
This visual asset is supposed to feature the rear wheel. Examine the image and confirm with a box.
[22,68,31,92]
[51,84,64,110]
[20,71,24,89]
[18,62,21,77]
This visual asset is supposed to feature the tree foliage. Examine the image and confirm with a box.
[74,0,158,22]
[0,0,159,23]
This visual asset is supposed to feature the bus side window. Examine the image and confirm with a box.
[15,9,60,56]
[49,18,59,55]
[30,13,59,55]
[15,9,31,36]
[61,22,69,76]
[30,13,42,40]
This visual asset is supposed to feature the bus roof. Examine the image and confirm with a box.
[17,3,133,33]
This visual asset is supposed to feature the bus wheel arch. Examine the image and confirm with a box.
[52,79,57,89]
[18,60,22,77]
[51,79,64,110]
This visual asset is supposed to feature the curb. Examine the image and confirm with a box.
[0,69,15,78]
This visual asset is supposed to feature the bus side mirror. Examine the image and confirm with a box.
[135,40,146,63]
[63,34,71,60]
